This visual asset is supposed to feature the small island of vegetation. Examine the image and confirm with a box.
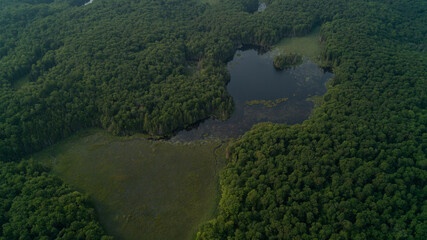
[1,0,425,239]
[273,53,303,70]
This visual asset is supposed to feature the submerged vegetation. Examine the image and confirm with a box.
[246,98,289,108]
[273,53,303,70]
[0,0,425,239]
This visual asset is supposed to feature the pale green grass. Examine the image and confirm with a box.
[271,27,322,60]
[31,129,225,240]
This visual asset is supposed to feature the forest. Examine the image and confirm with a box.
[0,0,426,239]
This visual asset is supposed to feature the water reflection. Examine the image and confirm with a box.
[258,2,267,12]
[173,49,333,141]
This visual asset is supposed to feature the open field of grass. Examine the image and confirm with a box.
[272,26,322,60]
[31,129,226,240]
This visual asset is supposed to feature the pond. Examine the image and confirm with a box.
[173,48,333,141]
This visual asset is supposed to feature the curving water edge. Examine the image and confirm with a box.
[173,48,333,141]
[32,29,332,240]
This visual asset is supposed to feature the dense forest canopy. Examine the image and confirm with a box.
[0,0,426,239]
[197,0,427,239]
[0,159,112,239]
[0,0,338,162]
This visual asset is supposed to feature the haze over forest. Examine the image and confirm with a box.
[0,0,425,239]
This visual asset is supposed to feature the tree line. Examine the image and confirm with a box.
[1,0,425,239]
[197,0,426,239]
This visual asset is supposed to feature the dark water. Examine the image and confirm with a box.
[173,49,333,141]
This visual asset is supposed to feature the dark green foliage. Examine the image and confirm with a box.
[0,0,328,162]
[197,0,427,239]
[273,53,303,70]
[0,0,327,238]
[241,0,260,13]
[0,160,112,239]
[0,0,329,238]
[1,0,426,239]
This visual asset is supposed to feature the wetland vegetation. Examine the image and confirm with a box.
[273,53,303,70]
[245,98,289,108]
[21,28,330,238]
[31,129,225,240]
[1,0,425,240]
[173,47,333,141]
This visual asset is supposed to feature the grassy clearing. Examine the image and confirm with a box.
[271,26,322,61]
[31,129,226,240]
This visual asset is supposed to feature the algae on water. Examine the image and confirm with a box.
[246,98,289,108]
